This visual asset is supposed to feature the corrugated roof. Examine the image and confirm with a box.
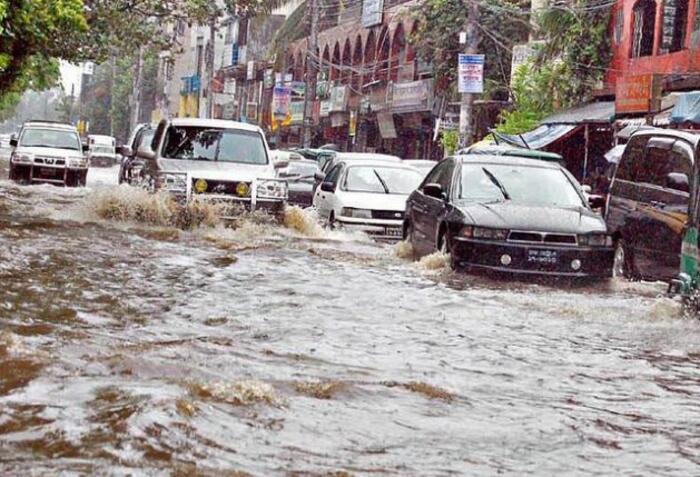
[540,101,615,125]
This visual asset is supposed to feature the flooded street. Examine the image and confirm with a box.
[1,160,700,476]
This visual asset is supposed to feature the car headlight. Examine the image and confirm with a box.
[341,207,372,219]
[578,234,613,247]
[256,179,287,199]
[67,157,88,168]
[157,172,187,191]
[462,226,508,240]
[11,153,33,164]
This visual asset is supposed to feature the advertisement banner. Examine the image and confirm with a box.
[320,100,331,118]
[330,86,348,112]
[458,54,485,94]
[391,80,431,113]
[272,86,292,118]
[615,74,662,114]
[290,101,305,124]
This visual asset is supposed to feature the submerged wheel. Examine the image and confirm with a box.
[613,239,639,280]
[437,229,456,270]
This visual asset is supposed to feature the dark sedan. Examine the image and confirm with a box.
[277,159,320,207]
[404,155,614,279]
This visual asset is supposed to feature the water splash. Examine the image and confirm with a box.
[418,251,450,271]
[188,380,283,407]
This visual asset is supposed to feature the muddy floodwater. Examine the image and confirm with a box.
[1,160,700,476]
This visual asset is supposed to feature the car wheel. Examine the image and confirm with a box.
[437,229,456,270]
[404,221,418,259]
[613,239,639,280]
[327,212,336,230]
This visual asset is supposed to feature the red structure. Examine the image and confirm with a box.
[606,0,700,115]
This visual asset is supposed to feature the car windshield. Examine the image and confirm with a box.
[162,126,268,164]
[460,163,584,207]
[344,166,422,194]
[20,128,81,150]
[92,146,114,154]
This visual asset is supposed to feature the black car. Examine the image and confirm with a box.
[404,155,614,279]
[118,123,155,184]
[606,128,699,281]
[277,159,320,207]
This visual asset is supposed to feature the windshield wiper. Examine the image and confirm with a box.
[481,167,510,200]
[373,169,390,194]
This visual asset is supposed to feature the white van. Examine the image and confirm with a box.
[87,134,117,167]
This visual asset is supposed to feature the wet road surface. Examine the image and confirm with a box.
[1,161,700,476]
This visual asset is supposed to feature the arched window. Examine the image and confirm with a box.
[352,35,363,93]
[376,27,391,83]
[660,0,689,53]
[322,45,331,80]
[632,0,657,57]
[331,42,341,81]
[364,31,377,83]
[390,23,407,82]
[342,39,352,84]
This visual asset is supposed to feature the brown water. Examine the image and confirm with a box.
[1,162,700,476]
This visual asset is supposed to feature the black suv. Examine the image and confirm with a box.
[606,128,700,281]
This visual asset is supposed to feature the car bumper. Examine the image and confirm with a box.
[452,237,614,278]
[169,191,286,218]
[10,163,88,186]
[335,216,403,240]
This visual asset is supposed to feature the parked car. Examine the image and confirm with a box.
[405,155,614,279]
[313,160,423,240]
[313,152,401,194]
[8,121,89,187]
[606,128,698,282]
[87,134,118,167]
[136,118,288,216]
[460,144,566,166]
[277,158,320,208]
[118,123,155,185]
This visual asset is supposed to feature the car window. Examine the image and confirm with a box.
[615,135,650,182]
[324,164,343,187]
[422,160,454,194]
[135,129,155,152]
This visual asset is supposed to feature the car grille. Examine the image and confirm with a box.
[508,231,577,246]
[35,156,66,166]
[192,179,250,196]
[371,210,404,220]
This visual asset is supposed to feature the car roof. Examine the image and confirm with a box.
[335,152,401,162]
[461,144,564,162]
[169,117,263,133]
[21,121,77,131]
[455,154,561,169]
[629,126,700,147]
[339,160,422,170]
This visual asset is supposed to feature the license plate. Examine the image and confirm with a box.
[527,249,558,264]
[385,227,403,238]
[38,167,60,178]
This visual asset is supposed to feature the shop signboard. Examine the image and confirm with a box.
[362,0,384,28]
[247,61,255,80]
[458,54,484,94]
[222,101,236,120]
[247,102,258,122]
[320,100,332,117]
[330,85,348,112]
[290,81,306,98]
[377,112,397,139]
[290,101,305,124]
[224,78,236,95]
[264,69,274,89]
[391,79,432,113]
[615,74,662,114]
[370,87,388,112]
[273,85,292,118]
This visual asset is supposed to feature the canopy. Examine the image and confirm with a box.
[670,91,700,125]
[540,101,615,125]
[492,124,577,149]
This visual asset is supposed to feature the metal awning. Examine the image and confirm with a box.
[670,91,700,125]
[540,101,615,125]
[493,124,578,149]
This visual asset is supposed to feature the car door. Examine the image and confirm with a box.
[624,138,692,280]
[313,163,343,220]
[410,159,454,252]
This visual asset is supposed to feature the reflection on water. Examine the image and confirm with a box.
[1,163,699,475]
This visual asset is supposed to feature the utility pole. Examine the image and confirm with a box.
[109,51,116,137]
[459,0,480,148]
[302,0,320,148]
[207,15,217,119]
[130,47,144,133]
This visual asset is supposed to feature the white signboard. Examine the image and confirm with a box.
[247,61,255,81]
[362,0,384,28]
[83,62,95,76]
[458,54,485,94]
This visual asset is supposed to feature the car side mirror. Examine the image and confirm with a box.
[82,143,90,153]
[118,145,133,157]
[423,183,445,200]
[666,172,690,193]
[9,137,17,147]
[320,181,335,193]
[137,145,156,161]
[582,184,592,194]
[314,171,326,182]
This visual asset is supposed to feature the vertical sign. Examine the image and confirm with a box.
[458,54,485,94]
[247,61,255,81]
[349,111,357,137]
[273,86,292,118]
